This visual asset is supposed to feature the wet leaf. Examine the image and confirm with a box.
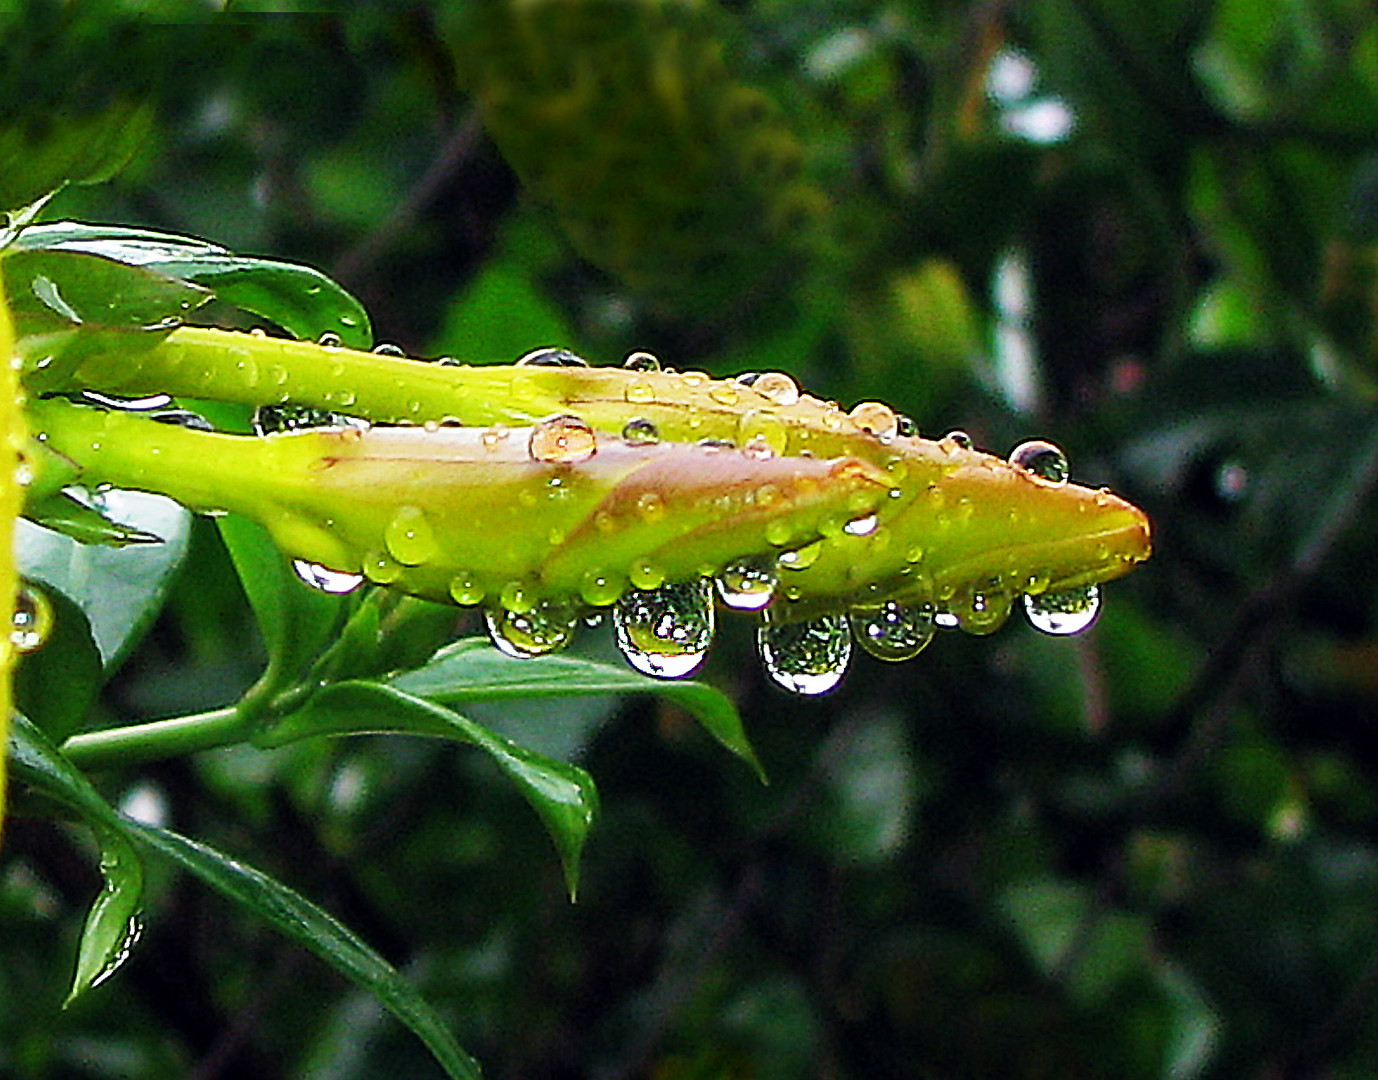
[66,824,144,1005]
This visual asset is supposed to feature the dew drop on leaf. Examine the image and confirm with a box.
[715,560,777,610]
[317,332,343,348]
[1008,439,1069,485]
[1024,584,1100,635]
[613,580,714,678]
[580,568,625,607]
[628,559,666,591]
[623,350,661,372]
[371,342,406,356]
[709,383,740,406]
[849,401,899,442]
[750,371,800,406]
[944,430,973,450]
[486,599,580,658]
[384,506,439,566]
[12,582,54,653]
[292,559,365,595]
[449,572,486,606]
[622,417,660,445]
[362,551,403,585]
[529,415,597,464]
[850,600,934,661]
[777,539,822,571]
[757,610,852,695]
[843,513,879,536]
[516,346,589,367]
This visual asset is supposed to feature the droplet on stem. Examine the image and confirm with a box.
[850,600,935,661]
[715,560,777,610]
[516,347,588,367]
[1024,584,1100,635]
[613,580,714,678]
[1009,439,1069,485]
[529,415,597,464]
[757,610,852,695]
[486,599,580,658]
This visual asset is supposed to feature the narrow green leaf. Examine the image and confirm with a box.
[67,824,145,1006]
[12,222,371,347]
[260,681,599,898]
[7,716,480,1080]
[392,638,764,780]
[217,514,351,691]
[22,491,163,547]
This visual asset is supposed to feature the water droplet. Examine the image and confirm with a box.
[955,584,1012,635]
[628,559,665,590]
[384,506,439,566]
[850,600,934,661]
[752,371,800,406]
[613,580,714,678]
[622,417,660,445]
[1009,439,1069,485]
[757,611,852,695]
[486,598,580,658]
[777,540,822,570]
[317,332,343,348]
[449,573,485,606]
[12,583,53,652]
[529,415,597,464]
[945,430,973,450]
[681,371,709,387]
[623,351,661,372]
[849,401,899,442]
[372,342,406,356]
[362,551,403,584]
[292,560,365,594]
[1024,584,1100,635]
[697,437,734,451]
[480,423,509,451]
[735,408,789,457]
[625,380,656,404]
[843,513,879,536]
[635,492,666,522]
[715,560,777,610]
[517,346,588,367]
[500,581,536,614]
[580,568,625,607]
[709,383,739,406]
[897,414,919,438]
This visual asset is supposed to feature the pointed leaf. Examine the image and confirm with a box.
[259,680,598,897]
[12,222,371,347]
[3,249,210,330]
[392,638,763,780]
[67,824,145,1005]
[7,716,479,1080]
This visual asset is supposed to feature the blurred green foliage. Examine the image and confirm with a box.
[8,0,1378,1077]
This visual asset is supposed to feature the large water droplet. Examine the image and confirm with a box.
[622,417,660,445]
[12,582,53,652]
[1024,584,1100,635]
[1009,439,1069,485]
[751,371,800,406]
[757,611,852,695]
[384,506,439,566]
[715,560,777,610]
[292,559,365,595]
[849,401,899,442]
[623,350,661,372]
[955,584,1013,635]
[362,551,403,584]
[486,599,580,658]
[850,600,934,661]
[613,580,714,678]
[529,415,597,464]
[449,572,485,606]
[516,347,588,367]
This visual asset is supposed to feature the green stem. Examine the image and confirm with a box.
[61,706,253,770]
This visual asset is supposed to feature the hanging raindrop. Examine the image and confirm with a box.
[529,415,597,464]
[849,600,934,661]
[1024,584,1100,635]
[516,347,588,367]
[1009,439,1069,485]
[12,582,53,653]
[486,598,580,658]
[954,584,1013,635]
[757,610,852,695]
[715,560,777,610]
[292,560,365,595]
[613,579,714,678]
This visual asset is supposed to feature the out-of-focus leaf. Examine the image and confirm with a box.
[14,586,101,742]
[259,680,599,898]
[16,490,190,667]
[66,824,144,1006]
[0,100,151,213]
[392,637,763,780]
[12,222,371,347]
[217,514,351,692]
[2,249,211,330]
[7,715,480,1080]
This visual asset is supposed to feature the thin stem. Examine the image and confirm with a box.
[62,706,253,771]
